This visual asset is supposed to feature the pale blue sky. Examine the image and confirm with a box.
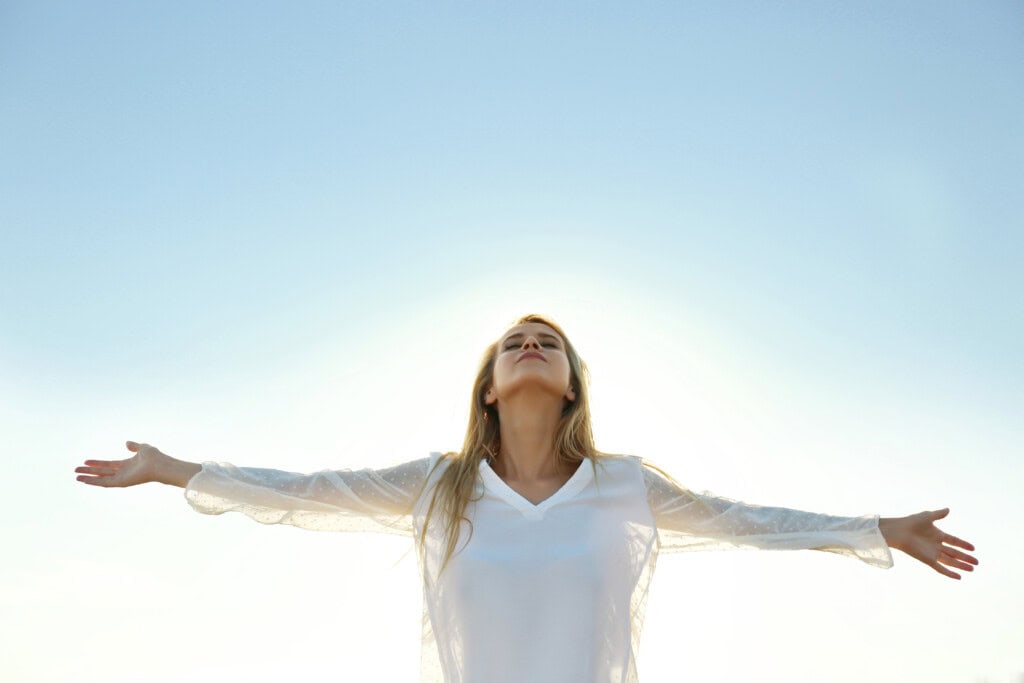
[2,2,1021,682]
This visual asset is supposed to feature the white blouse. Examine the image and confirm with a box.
[184,453,893,682]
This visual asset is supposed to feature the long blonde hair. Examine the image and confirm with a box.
[418,313,609,578]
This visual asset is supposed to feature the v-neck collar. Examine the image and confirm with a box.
[479,458,594,520]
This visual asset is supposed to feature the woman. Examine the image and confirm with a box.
[74,313,978,683]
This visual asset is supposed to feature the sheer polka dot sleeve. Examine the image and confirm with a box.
[183,453,441,536]
[641,461,893,568]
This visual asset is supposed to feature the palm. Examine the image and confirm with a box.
[892,509,978,580]
[74,441,161,488]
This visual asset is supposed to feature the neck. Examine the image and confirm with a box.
[491,392,567,481]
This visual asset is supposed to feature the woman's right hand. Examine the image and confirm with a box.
[75,440,168,488]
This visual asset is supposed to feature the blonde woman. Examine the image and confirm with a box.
[74,314,978,682]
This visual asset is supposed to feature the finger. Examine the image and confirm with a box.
[76,474,115,487]
[931,508,950,520]
[941,532,974,552]
[929,561,960,580]
[940,547,979,566]
[84,459,122,469]
[938,553,974,572]
[75,466,116,476]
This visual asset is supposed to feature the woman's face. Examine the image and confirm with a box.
[485,321,575,408]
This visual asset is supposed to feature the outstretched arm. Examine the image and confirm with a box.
[879,508,978,580]
[642,462,894,568]
[75,440,438,536]
[641,461,979,579]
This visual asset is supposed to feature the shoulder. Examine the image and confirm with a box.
[595,454,685,488]
[591,452,646,481]
[428,450,455,475]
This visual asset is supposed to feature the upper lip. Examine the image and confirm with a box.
[517,351,547,362]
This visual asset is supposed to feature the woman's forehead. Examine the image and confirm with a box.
[500,322,562,342]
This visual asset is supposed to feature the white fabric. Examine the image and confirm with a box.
[185,453,893,682]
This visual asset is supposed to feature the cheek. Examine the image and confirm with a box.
[552,357,573,380]
[492,355,515,381]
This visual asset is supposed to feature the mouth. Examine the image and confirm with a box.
[517,351,547,363]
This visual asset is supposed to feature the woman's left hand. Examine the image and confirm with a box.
[879,508,978,580]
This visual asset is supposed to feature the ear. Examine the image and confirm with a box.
[484,387,495,406]
[566,386,576,402]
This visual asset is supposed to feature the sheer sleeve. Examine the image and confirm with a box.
[641,461,893,568]
[183,453,440,536]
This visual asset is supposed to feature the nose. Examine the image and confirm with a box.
[520,336,542,351]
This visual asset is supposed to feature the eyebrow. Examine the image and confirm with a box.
[503,332,562,345]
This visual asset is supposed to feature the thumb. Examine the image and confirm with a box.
[932,507,950,519]
[126,440,138,451]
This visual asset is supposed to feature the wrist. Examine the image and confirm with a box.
[878,516,904,551]
[156,455,202,488]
